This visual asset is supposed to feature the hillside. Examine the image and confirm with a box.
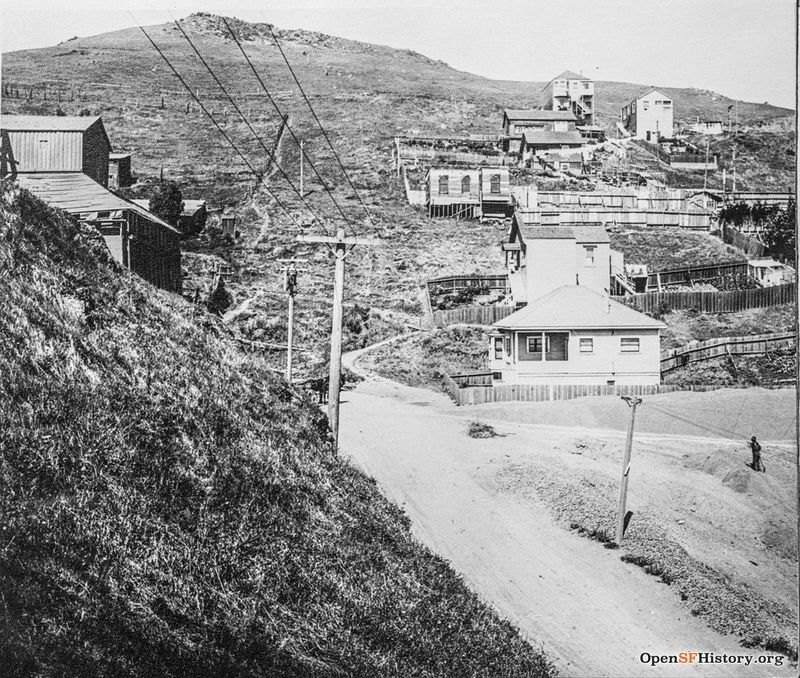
[0,182,554,676]
[1,13,794,378]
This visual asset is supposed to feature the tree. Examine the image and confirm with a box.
[149,181,184,227]
[762,201,796,264]
[206,277,233,316]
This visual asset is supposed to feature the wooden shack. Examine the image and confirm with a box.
[1,114,111,187]
[479,167,512,218]
[17,173,182,293]
[108,152,133,189]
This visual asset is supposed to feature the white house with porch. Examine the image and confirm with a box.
[489,285,664,385]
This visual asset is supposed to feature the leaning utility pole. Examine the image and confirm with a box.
[616,395,642,544]
[279,259,307,383]
[299,139,305,196]
[297,227,379,445]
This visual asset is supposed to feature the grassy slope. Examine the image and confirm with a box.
[0,184,554,677]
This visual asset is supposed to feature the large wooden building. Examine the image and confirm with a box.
[1,115,111,187]
[1,114,181,293]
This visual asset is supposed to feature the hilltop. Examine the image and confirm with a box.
[1,13,794,378]
[0,182,555,676]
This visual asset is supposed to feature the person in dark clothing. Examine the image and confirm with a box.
[749,436,765,472]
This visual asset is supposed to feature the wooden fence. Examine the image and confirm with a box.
[442,379,749,406]
[430,304,514,328]
[647,261,748,288]
[660,332,796,372]
[612,283,795,314]
[427,273,509,293]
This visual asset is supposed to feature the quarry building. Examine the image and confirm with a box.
[1,114,181,293]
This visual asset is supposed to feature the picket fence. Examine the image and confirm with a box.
[441,378,746,406]
[660,332,796,372]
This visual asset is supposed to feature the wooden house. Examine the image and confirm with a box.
[540,71,595,126]
[501,109,577,153]
[521,130,584,164]
[426,168,481,218]
[17,172,182,293]
[108,152,133,189]
[220,211,237,236]
[1,114,111,187]
[488,285,664,385]
[747,258,796,287]
[621,88,674,141]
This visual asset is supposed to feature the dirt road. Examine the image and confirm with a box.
[338,356,795,677]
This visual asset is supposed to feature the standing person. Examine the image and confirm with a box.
[749,436,765,472]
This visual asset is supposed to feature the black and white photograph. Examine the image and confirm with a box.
[0,1,798,676]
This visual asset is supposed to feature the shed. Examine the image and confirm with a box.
[747,258,795,287]
[1,114,112,187]
[521,130,584,164]
[108,152,133,189]
[16,172,181,292]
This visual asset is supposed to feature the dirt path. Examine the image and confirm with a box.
[338,353,795,677]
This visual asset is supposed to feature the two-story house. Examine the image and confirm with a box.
[541,71,595,126]
[494,218,663,384]
[501,109,577,153]
[621,88,674,141]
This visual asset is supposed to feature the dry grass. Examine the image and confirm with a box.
[0,184,555,677]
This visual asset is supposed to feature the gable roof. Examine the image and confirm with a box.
[1,114,112,151]
[523,130,584,146]
[504,109,576,123]
[632,87,672,103]
[1,114,104,131]
[511,223,610,246]
[16,173,178,233]
[552,70,590,82]
[494,285,665,330]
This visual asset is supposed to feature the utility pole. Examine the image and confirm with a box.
[279,258,307,383]
[299,139,305,196]
[297,227,379,446]
[616,395,642,544]
[703,138,710,190]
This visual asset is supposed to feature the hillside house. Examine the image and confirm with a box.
[541,71,594,126]
[108,153,133,189]
[503,219,616,304]
[501,109,577,153]
[520,130,584,165]
[747,258,796,287]
[538,152,584,175]
[1,114,112,187]
[426,167,511,218]
[488,285,664,385]
[621,88,674,141]
[688,119,724,135]
[16,172,182,293]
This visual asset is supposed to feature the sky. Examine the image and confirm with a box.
[1,0,796,109]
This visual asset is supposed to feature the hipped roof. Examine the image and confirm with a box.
[494,285,665,330]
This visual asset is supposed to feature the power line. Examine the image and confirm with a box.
[646,401,747,442]
[221,17,356,236]
[172,19,326,228]
[264,21,379,235]
[136,23,301,229]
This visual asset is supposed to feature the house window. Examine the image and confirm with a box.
[461,175,471,194]
[663,100,672,107]
[504,336,511,356]
[642,100,649,110]
[620,337,640,352]
[494,337,503,360]
[584,245,596,265]
[580,338,594,353]
[438,175,449,194]
[526,335,543,354]
[490,174,501,194]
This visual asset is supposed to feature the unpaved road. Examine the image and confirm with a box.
[338,354,796,677]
